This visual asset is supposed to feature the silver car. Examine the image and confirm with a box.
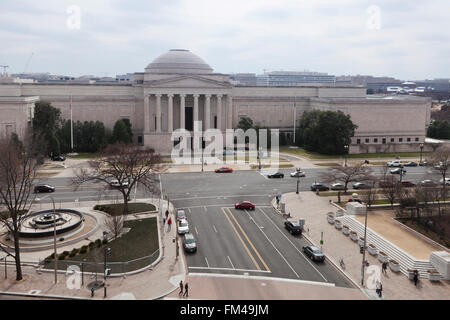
[330,182,345,190]
[290,171,306,177]
[178,219,189,234]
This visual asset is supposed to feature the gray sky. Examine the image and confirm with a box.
[1,0,449,80]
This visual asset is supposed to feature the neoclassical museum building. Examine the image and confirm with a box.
[0,49,431,154]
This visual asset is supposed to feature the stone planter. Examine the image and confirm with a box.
[368,244,377,256]
[342,225,350,235]
[427,270,441,282]
[389,259,400,272]
[327,213,335,224]
[335,219,342,229]
[358,237,366,247]
[378,251,389,263]
[336,209,344,217]
[350,231,358,241]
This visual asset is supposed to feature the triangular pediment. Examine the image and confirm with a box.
[146,75,231,88]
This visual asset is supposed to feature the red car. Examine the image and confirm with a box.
[215,167,233,173]
[235,201,255,210]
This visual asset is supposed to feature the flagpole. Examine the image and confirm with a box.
[70,95,73,152]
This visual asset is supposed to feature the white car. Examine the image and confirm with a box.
[387,160,402,167]
[290,171,306,177]
[439,178,450,185]
[110,179,129,188]
[330,182,345,190]
[178,219,189,235]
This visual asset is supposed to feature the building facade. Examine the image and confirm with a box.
[0,49,431,154]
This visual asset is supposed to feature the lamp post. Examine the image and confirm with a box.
[399,165,405,183]
[420,143,424,164]
[50,196,57,284]
[344,145,349,167]
[104,247,111,298]
[296,167,301,194]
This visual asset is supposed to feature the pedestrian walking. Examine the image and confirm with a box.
[167,217,172,232]
[163,217,166,225]
[413,270,419,287]
[375,280,382,297]
[179,280,184,296]
[183,282,189,298]
[165,210,169,219]
[382,262,387,275]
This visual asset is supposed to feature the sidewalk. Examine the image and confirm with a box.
[277,192,450,300]
[0,199,186,300]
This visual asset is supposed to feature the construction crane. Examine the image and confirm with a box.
[0,65,9,76]
[23,52,34,74]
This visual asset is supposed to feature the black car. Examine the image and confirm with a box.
[310,183,329,191]
[268,172,284,178]
[284,221,302,235]
[183,233,197,253]
[419,161,428,166]
[34,184,55,193]
[403,161,418,167]
[303,245,325,262]
[52,155,66,161]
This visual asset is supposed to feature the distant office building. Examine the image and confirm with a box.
[230,73,257,86]
[116,73,135,82]
[257,71,336,86]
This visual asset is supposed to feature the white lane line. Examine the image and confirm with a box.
[244,209,301,279]
[188,208,191,214]
[258,207,329,282]
[204,206,207,211]
[227,256,235,269]
[188,266,271,273]
[204,257,210,268]
[195,227,199,235]
[213,225,218,233]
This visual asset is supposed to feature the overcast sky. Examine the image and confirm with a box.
[1,0,449,80]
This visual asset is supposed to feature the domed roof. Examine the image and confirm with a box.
[145,49,213,74]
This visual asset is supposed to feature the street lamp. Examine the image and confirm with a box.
[49,196,58,284]
[344,144,349,166]
[399,165,405,183]
[104,247,111,298]
[419,143,424,164]
[296,167,301,194]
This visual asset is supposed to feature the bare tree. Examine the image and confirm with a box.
[0,133,40,281]
[103,214,124,240]
[72,142,163,215]
[359,179,378,209]
[378,164,400,208]
[319,162,373,193]
[428,145,450,201]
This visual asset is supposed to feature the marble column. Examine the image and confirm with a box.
[168,94,173,132]
[180,94,186,130]
[193,94,199,126]
[205,94,211,130]
[216,94,223,130]
[227,95,233,129]
[144,95,150,133]
[156,94,161,132]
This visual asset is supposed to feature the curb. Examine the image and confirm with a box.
[0,291,88,300]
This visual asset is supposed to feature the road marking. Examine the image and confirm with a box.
[177,204,271,210]
[227,256,235,269]
[188,208,191,214]
[205,257,210,268]
[258,207,329,282]
[213,225,218,233]
[204,206,207,211]
[244,209,301,279]
[222,207,261,271]
[170,194,274,201]
[195,227,199,235]
[188,266,271,273]
[226,208,270,272]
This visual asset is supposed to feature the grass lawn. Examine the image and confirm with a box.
[43,217,159,273]
[94,202,156,215]
[280,146,428,160]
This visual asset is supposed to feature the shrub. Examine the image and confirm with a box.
[88,241,95,248]
[69,248,79,257]
[80,246,87,254]
[102,239,108,245]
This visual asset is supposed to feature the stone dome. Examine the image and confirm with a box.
[145,49,213,74]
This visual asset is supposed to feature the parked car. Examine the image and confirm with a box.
[34,184,55,193]
[310,183,329,191]
[176,209,186,221]
[352,182,369,189]
[284,220,302,235]
[110,179,129,188]
[419,161,428,166]
[303,245,325,262]
[330,182,345,190]
[439,178,450,185]
[183,233,197,253]
[420,180,437,187]
[215,167,233,173]
[290,171,305,177]
[400,181,416,188]
[52,155,66,161]
[235,201,255,210]
[178,219,189,234]
[387,160,402,167]
[390,168,407,174]
[268,172,284,178]
[403,161,418,167]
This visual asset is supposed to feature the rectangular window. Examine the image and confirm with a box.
[399,138,403,142]
[137,136,143,144]
[374,138,378,143]
[382,138,386,144]
[357,139,361,144]
[407,137,411,142]
[365,138,370,143]
[214,116,217,129]
[391,138,395,143]
[415,137,419,142]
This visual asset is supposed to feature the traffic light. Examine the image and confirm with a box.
[105,247,111,256]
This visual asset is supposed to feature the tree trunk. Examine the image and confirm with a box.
[123,192,129,215]
[13,232,23,281]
